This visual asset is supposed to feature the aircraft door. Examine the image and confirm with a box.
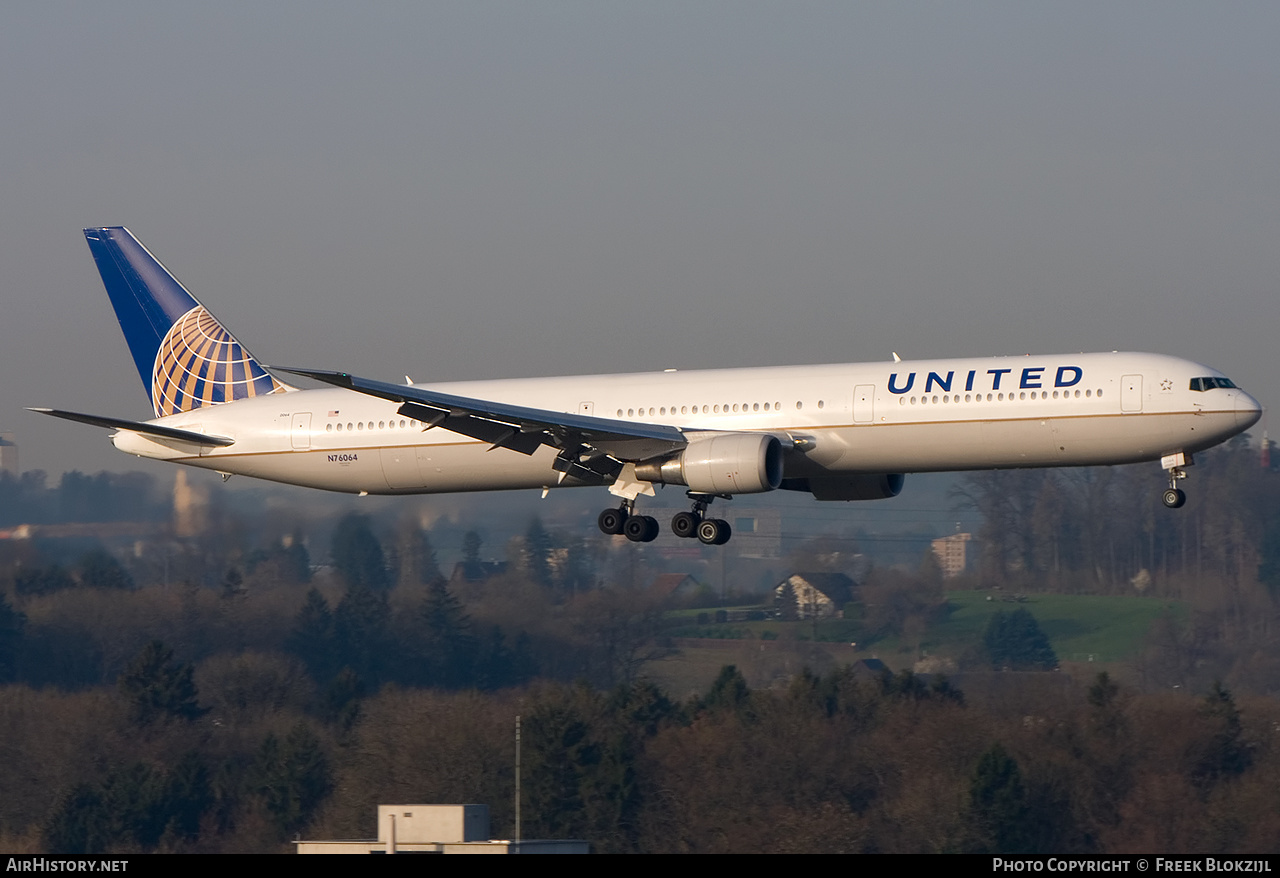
[1121,375,1143,413]
[291,413,312,449]
[853,385,875,424]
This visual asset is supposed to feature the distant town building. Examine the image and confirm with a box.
[296,804,587,854]
[728,507,782,558]
[774,572,856,620]
[172,470,209,537]
[0,432,16,476]
[649,573,703,601]
[930,533,973,578]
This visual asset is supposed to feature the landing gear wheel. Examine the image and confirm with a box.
[598,507,628,535]
[696,518,732,546]
[714,519,732,545]
[671,511,700,539]
[624,515,659,542]
[1162,488,1186,509]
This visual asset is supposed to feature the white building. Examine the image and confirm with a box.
[296,805,588,854]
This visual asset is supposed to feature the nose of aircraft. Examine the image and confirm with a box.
[1236,389,1263,430]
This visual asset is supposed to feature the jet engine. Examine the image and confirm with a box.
[634,433,784,494]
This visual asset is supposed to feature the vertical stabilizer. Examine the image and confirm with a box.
[84,227,287,417]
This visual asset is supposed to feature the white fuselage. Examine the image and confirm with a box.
[111,351,1261,496]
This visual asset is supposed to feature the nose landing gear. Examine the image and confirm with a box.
[1161,453,1191,508]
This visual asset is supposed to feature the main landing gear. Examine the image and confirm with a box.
[598,500,660,543]
[1161,453,1191,509]
[673,493,732,546]
[596,492,733,545]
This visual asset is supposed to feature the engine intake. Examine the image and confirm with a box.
[634,433,784,494]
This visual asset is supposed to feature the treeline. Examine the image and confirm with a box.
[0,506,665,853]
[0,512,664,694]
[956,436,1280,596]
[0,441,1277,852]
[3,661,1279,853]
[0,470,170,527]
[950,439,1280,691]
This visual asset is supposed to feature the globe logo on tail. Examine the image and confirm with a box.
[151,306,283,417]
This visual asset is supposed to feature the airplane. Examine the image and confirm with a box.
[31,227,1263,545]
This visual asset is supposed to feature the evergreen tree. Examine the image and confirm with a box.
[14,564,74,595]
[983,608,1058,670]
[405,524,444,585]
[560,537,595,596]
[321,667,365,733]
[330,513,389,590]
[702,665,751,716]
[118,640,206,724]
[44,766,167,853]
[1190,681,1252,790]
[0,591,25,683]
[245,540,311,585]
[775,582,800,621]
[969,743,1031,854]
[44,758,210,854]
[45,781,110,855]
[523,696,599,838]
[220,566,245,598]
[1258,512,1280,592]
[250,722,332,837]
[286,588,334,682]
[76,549,134,590]
[161,752,213,845]
[332,585,391,684]
[878,667,928,701]
[462,530,483,566]
[584,682,679,852]
[524,517,553,588]
[284,540,312,583]
[419,579,476,687]
[475,625,515,690]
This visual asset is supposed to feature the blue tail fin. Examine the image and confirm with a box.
[84,227,287,417]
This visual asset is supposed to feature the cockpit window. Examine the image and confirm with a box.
[1189,377,1237,392]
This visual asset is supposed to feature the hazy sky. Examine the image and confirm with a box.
[3,2,1278,477]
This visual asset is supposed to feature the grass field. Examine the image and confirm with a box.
[930,591,1183,663]
[649,592,1184,692]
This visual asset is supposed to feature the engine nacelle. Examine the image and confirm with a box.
[634,433,784,494]
[781,473,906,501]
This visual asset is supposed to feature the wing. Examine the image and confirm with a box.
[275,368,687,482]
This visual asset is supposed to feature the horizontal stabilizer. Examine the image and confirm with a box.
[27,408,235,447]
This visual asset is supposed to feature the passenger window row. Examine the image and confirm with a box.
[900,389,1104,406]
[325,419,421,433]
[617,400,826,418]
